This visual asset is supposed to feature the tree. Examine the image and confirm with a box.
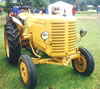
[91,0,100,6]
[17,0,50,9]
[50,0,75,4]
[6,0,10,8]
[31,0,50,9]
[90,0,100,13]
[6,0,50,9]
[6,0,21,8]
[75,0,87,11]
[80,1,87,11]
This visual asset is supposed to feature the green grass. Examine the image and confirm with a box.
[0,13,6,18]
[76,11,97,16]
[0,14,100,89]
[0,2,5,6]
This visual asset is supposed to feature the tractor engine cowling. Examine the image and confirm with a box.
[27,15,77,57]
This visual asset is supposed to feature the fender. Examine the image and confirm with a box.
[12,17,23,27]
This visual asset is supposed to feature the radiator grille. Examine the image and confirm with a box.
[51,22,65,53]
[68,22,76,52]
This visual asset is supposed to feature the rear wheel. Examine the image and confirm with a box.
[19,55,37,89]
[72,47,95,76]
[4,22,21,64]
[6,15,11,23]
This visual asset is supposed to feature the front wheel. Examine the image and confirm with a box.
[72,47,95,76]
[19,55,37,89]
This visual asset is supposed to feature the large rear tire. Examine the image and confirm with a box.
[19,55,37,89]
[4,22,21,64]
[6,15,11,23]
[72,47,95,76]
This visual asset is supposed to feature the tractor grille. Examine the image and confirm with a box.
[68,22,76,53]
[51,22,65,53]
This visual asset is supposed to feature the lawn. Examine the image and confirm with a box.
[0,14,100,89]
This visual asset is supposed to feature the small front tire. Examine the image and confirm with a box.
[19,55,37,89]
[72,47,95,76]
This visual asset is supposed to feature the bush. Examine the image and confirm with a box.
[80,1,88,11]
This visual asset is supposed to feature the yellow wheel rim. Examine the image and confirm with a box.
[74,53,87,72]
[5,32,9,58]
[20,61,28,84]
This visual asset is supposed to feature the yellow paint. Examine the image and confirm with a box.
[23,14,77,57]
[5,32,9,58]
[18,13,79,65]
[32,51,80,66]
[74,53,87,72]
[20,61,28,84]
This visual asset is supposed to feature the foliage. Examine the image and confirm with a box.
[31,0,50,9]
[80,0,87,11]
[74,0,87,11]
[5,0,100,11]
[90,0,100,6]
[5,0,10,8]
[50,0,75,4]
[5,0,50,9]
[6,0,21,8]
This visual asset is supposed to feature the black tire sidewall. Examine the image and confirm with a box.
[6,15,11,23]
[4,22,21,64]
[19,55,37,89]
[72,47,95,76]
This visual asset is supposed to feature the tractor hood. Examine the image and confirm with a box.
[18,12,76,21]
[26,14,77,57]
[30,14,76,20]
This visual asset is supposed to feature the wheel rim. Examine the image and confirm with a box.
[20,61,28,84]
[74,53,87,72]
[5,32,9,58]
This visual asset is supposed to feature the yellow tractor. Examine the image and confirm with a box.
[4,12,95,89]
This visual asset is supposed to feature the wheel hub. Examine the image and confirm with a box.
[74,54,87,72]
[20,61,28,84]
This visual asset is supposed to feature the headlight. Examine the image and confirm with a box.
[41,32,49,40]
[80,29,87,37]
